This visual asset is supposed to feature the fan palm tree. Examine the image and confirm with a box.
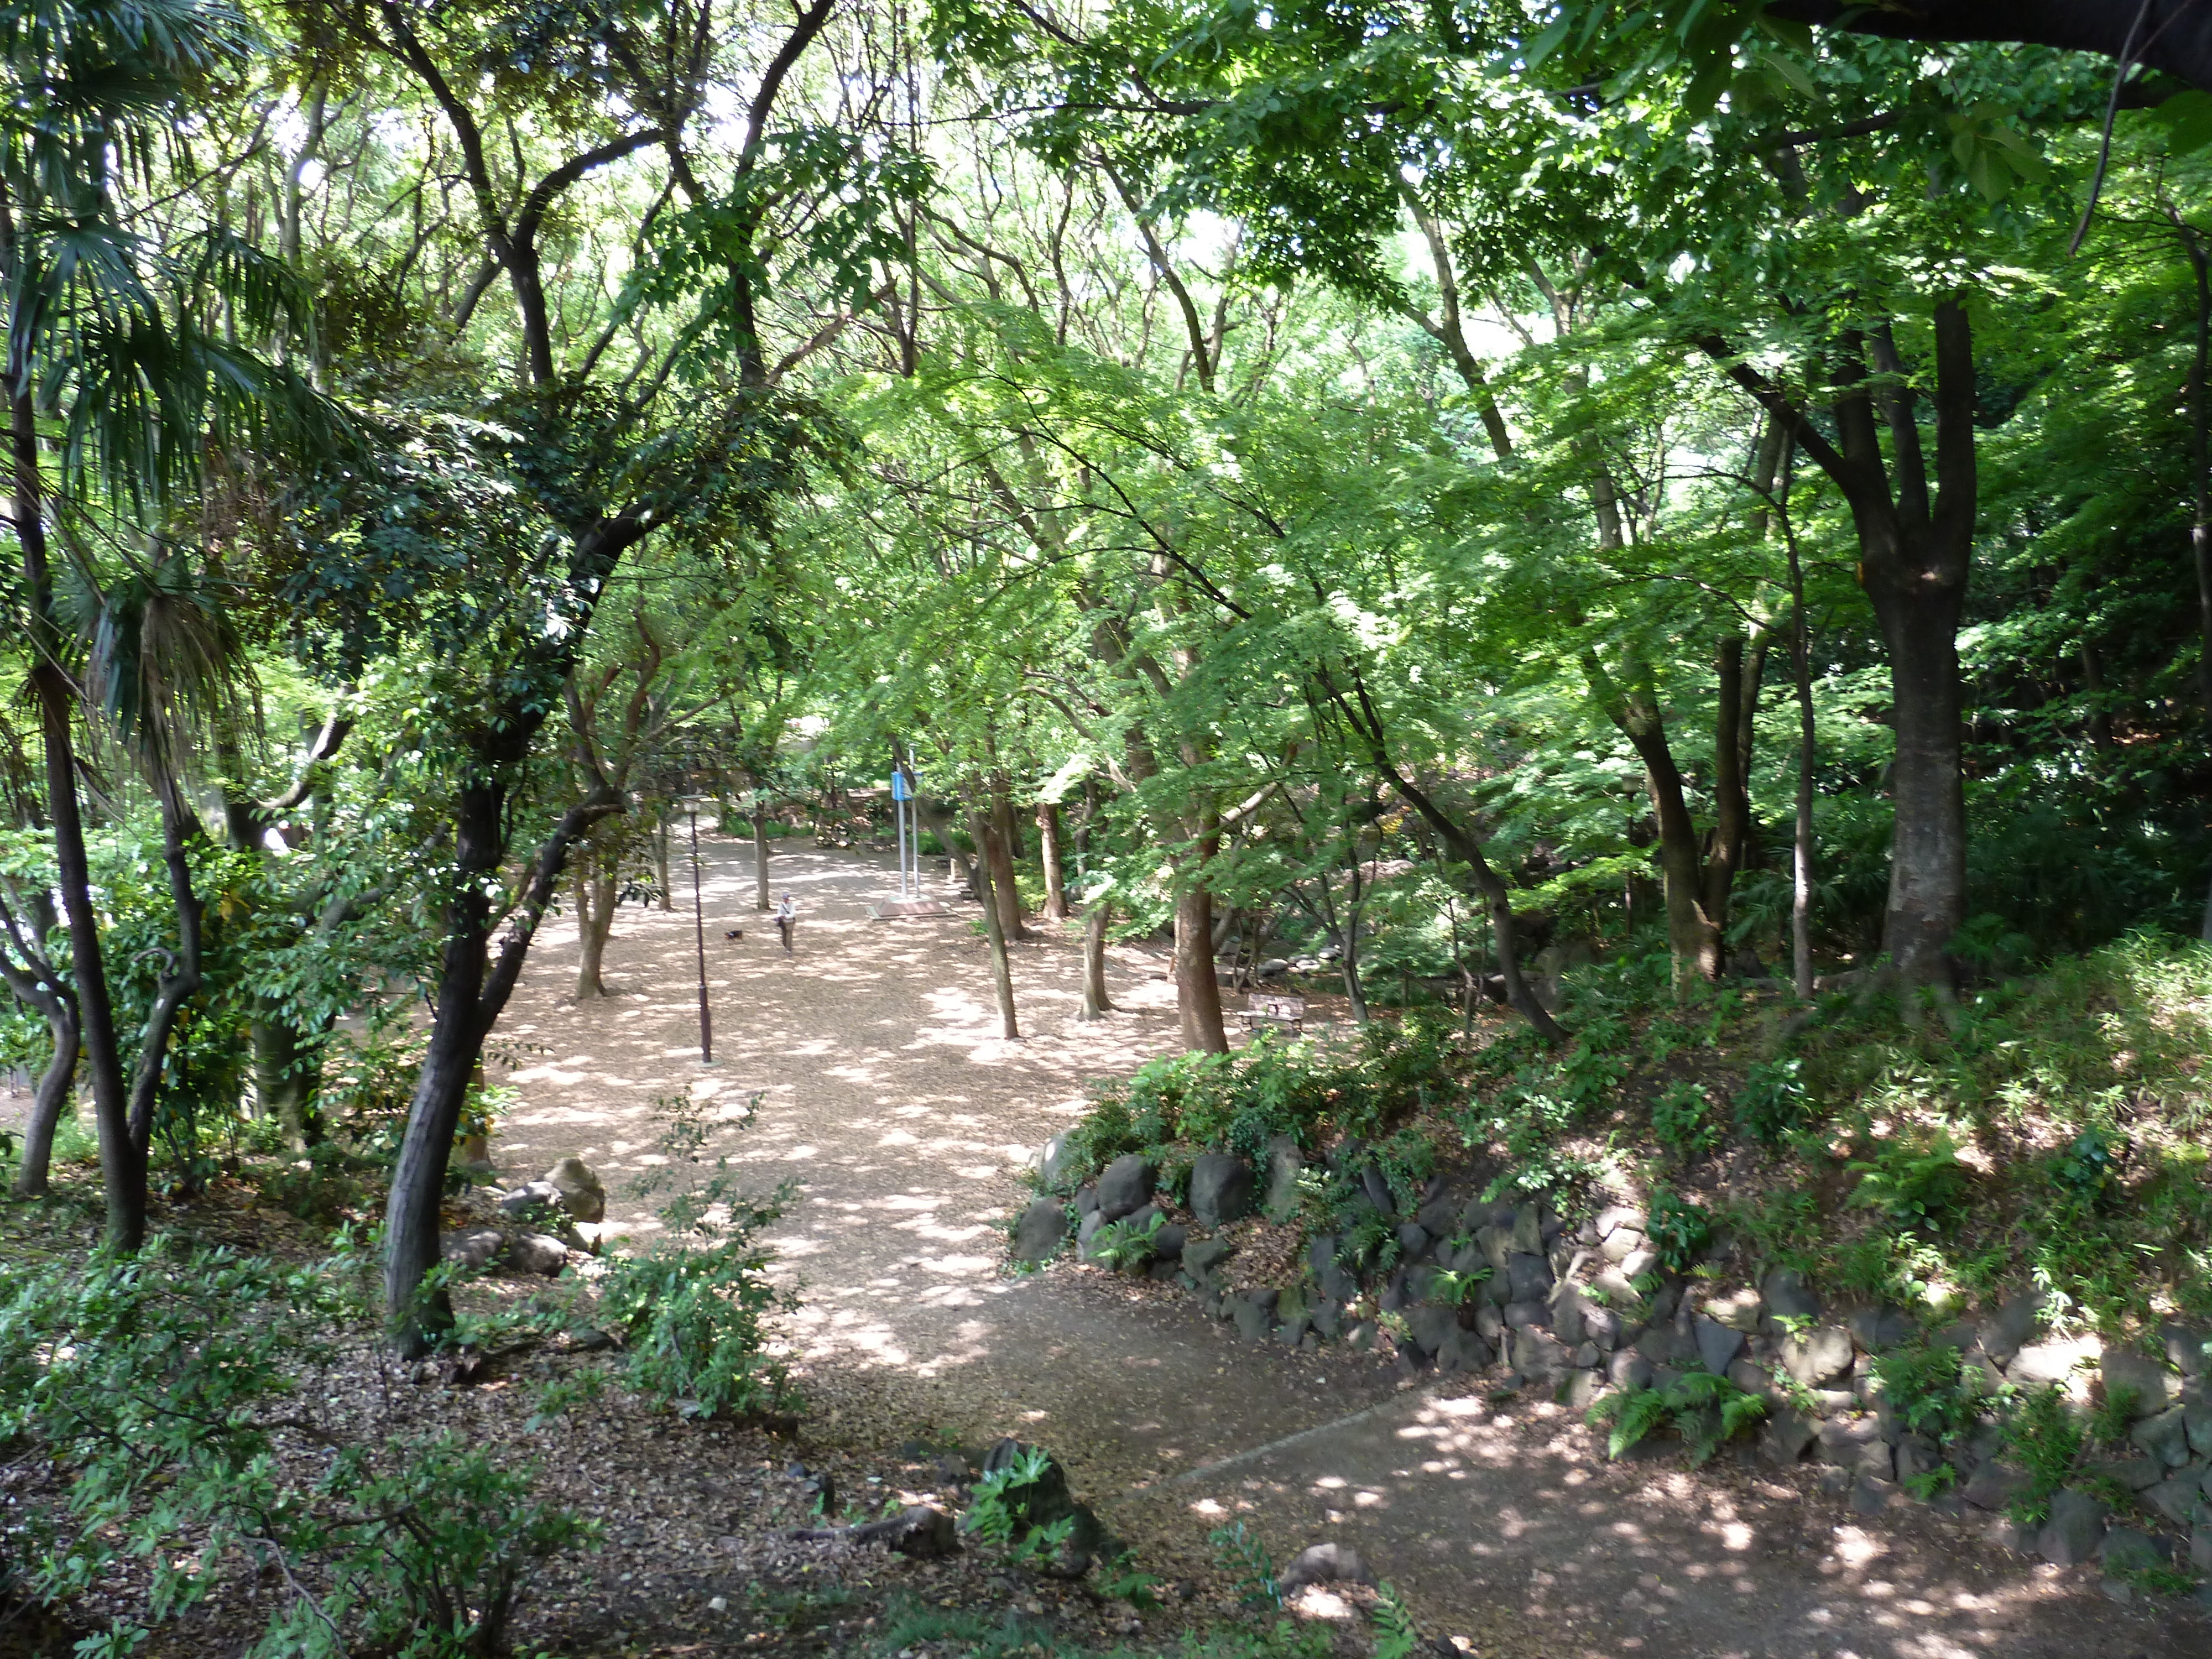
[2,0,341,1246]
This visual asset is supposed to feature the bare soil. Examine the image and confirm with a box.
[485,837,2211,1659]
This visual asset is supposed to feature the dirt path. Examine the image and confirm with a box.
[490,837,2203,1659]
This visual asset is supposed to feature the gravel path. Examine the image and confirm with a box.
[489,836,2205,1658]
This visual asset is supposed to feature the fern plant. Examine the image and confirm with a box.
[1428,1267,1491,1307]
[1587,1369,1767,1465]
[1208,1521,1282,1609]
[1090,1211,1165,1271]
[1846,1131,1973,1230]
[1370,1582,1420,1659]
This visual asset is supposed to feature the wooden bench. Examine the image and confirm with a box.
[1239,992,1306,1037]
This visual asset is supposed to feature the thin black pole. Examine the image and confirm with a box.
[689,799,713,1063]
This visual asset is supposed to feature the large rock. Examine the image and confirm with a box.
[1262,1136,1303,1220]
[1512,1327,1570,1379]
[1182,1238,1233,1282]
[541,1157,607,1225]
[499,1179,564,1219]
[1848,1306,1917,1352]
[1505,1252,1554,1303]
[2037,1489,2107,1567]
[1076,1209,1110,1262]
[1961,1460,2028,1512]
[1780,1326,1856,1389]
[507,1232,570,1276]
[1978,1291,2045,1368]
[2161,1322,2210,1376]
[1037,1134,1080,1190]
[1761,1268,1822,1324]
[1277,1542,1374,1593]
[1407,1305,1462,1358]
[1436,1327,1494,1374]
[441,1228,505,1270]
[2100,1347,2178,1418]
[2132,1406,2194,1470]
[1760,1407,1818,1465]
[1010,1199,1069,1264]
[1188,1153,1257,1228]
[2100,1526,2169,1576]
[1695,1316,1747,1376]
[1095,1154,1155,1222]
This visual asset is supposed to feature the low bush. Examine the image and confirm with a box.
[0,1241,593,1657]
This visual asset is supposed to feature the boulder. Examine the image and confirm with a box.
[1358,1165,1395,1217]
[1076,1209,1110,1262]
[2131,1406,2193,1470]
[499,1180,564,1219]
[1704,1289,1764,1333]
[1599,1229,1644,1265]
[1415,1194,1460,1238]
[1407,1305,1462,1358]
[2100,1347,2179,1418]
[1182,1238,1233,1282]
[1503,1300,1550,1329]
[1319,1262,1359,1306]
[853,1505,958,1558]
[1436,1328,1494,1373]
[1848,1306,1918,1352]
[1151,1223,1187,1261]
[2037,1489,2107,1567]
[1817,1416,1893,1479]
[1037,1134,1080,1190]
[1780,1326,1856,1389]
[2187,1400,2212,1458]
[1552,1287,1589,1347]
[2194,1524,2212,1573]
[1188,1153,1257,1228]
[1584,1306,1623,1353]
[507,1232,570,1276]
[1760,1407,1818,1465]
[2145,1471,2210,1528]
[1608,1351,1655,1391]
[1505,1252,1554,1303]
[1277,1542,1374,1593]
[1010,1199,1069,1264]
[1761,1268,1822,1324]
[1095,1154,1155,1222]
[2100,1526,2169,1575]
[1508,1207,1543,1256]
[2161,1321,2210,1376]
[1594,1205,1646,1238]
[1074,1184,1099,1217]
[441,1228,505,1270]
[1695,1316,1747,1377]
[1978,1291,2046,1369]
[1396,1222,1432,1260]
[541,1157,607,1225]
[1262,1136,1303,1220]
[1232,1296,1275,1343]
[1962,1460,2028,1512]
[1512,1327,1570,1380]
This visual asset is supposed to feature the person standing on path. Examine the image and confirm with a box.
[776,893,796,954]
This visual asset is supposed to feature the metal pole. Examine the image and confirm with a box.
[688,799,713,1063]
[896,784,908,898]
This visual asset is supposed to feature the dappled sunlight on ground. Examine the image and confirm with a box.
[491,837,2199,1658]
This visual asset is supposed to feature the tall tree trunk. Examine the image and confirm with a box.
[1782,445,1819,1000]
[2174,220,2212,939]
[1080,894,1115,1019]
[252,1003,317,1153]
[986,783,1029,940]
[10,1003,76,1199]
[1701,636,1750,958]
[1868,557,1968,995]
[656,812,673,911]
[1173,882,1229,1053]
[1592,657,1723,985]
[13,389,140,1248]
[575,848,616,999]
[1037,800,1069,920]
[967,809,1020,1040]
[2080,640,2115,756]
[753,810,773,912]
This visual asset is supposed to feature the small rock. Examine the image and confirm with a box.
[2193,1523,2212,1572]
[1850,1476,1897,1516]
[1505,1252,1554,1303]
[1232,1297,1275,1343]
[1595,1205,1646,1238]
[1277,1542,1374,1593]
[1599,1229,1642,1265]
[1512,1328,1570,1380]
[1961,1462,2028,1512]
[2143,1471,2209,1527]
[1705,1288,1764,1333]
[2186,1400,2212,1458]
[2038,1489,2108,1567]
[1503,1300,1549,1330]
[1095,1154,1155,1222]
[1508,1207,1543,1255]
[1011,1198,1070,1264]
[1396,1222,1432,1259]
[541,1156,607,1224]
[1609,1350,1655,1392]
[1183,1238,1233,1281]
[1036,1133,1079,1190]
[1848,1306,1917,1352]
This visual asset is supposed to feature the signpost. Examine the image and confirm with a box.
[890,766,916,897]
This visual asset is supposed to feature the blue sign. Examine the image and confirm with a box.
[890,771,914,801]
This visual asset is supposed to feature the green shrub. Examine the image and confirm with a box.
[1088,1211,1164,1272]
[1847,1131,1973,1231]
[1867,1342,1984,1441]
[1644,1187,1714,1272]
[1733,1057,1807,1144]
[0,1241,593,1657]
[604,1092,797,1418]
[1651,1080,1718,1154]
[2000,1385,2086,1525]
